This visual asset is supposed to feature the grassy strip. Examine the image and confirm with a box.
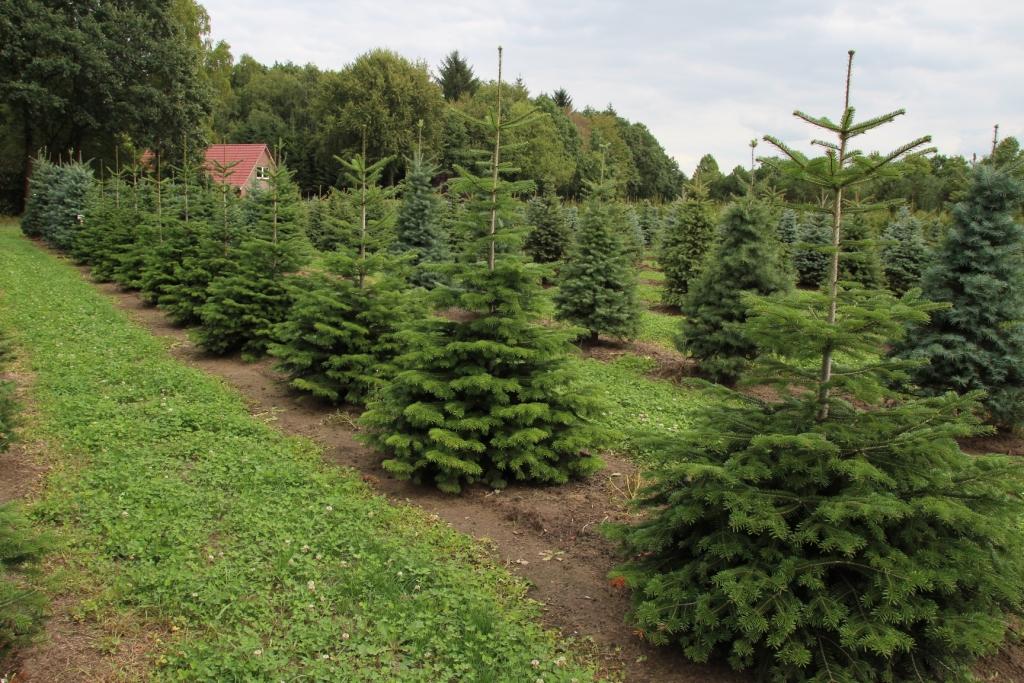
[571,355,712,464]
[0,226,597,682]
[636,311,679,349]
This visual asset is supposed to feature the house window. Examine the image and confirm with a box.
[255,166,270,180]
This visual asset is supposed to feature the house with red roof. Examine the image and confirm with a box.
[204,144,276,195]
[141,144,276,196]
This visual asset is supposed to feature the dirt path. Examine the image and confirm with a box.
[88,278,744,683]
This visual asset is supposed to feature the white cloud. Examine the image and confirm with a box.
[201,0,1024,172]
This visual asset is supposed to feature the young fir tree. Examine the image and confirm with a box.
[793,210,832,287]
[20,154,57,239]
[897,165,1024,429]
[74,161,143,282]
[40,160,95,251]
[659,182,716,308]
[776,207,799,257]
[138,150,210,306]
[678,194,792,383]
[608,52,1024,682]
[523,189,571,264]
[270,153,419,405]
[111,169,160,290]
[554,180,641,342]
[393,142,448,287]
[881,206,928,294]
[620,204,646,263]
[196,165,311,357]
[837,211,885,288]
[636,199,662,247]
[361,47,604,493]
[159,160,245,326]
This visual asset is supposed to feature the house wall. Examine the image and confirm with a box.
[242,149,277,196]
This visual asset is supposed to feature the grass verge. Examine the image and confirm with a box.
[0,225,597,682]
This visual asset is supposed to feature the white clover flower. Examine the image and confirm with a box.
[531,659,540,668]
[253,649,263,657]
[307,580,316,592]
[341,632,350,640]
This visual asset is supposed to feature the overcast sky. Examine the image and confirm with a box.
[201,0,1023,174]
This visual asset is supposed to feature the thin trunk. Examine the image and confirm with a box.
[488,46,503,272]
[816,52,853,422]
[359,134,367,289]
[114,147,120,210]
[21,111,32,210]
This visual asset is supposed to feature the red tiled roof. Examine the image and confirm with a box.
[139,144,273,188]
[204,144,272,187]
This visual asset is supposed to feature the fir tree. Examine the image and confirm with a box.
[554,182,641,342]
[881,207,928,294]
[40,160,94,251]
[678,195,792,383]
[523,189,571,264]
[393,144,448,287]
[20,153,56,239]
[636,199,662,247]
[607,53,1024,683]
[898,165,1024,428]
[659,184,716,308]
[269,254,419,406]
[620,204,645,263]
[838,211,885,288]
[437,50,480,102]
[159,164,245,326]
[362,47,604,493]
[776,207,799,258]
[793,210,831,287]
[196,165,311,356]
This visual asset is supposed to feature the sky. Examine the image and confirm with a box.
[200,0,1024,175]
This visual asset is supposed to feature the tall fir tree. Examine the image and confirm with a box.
[881,206,928,294]
[523,189,571,264]
[606,52,1024,682]
[620,204,645,263]
[361,48,604,493]
[436,50,480,102]
[554,182,641,342]
[678,195,792,383]
[196,165,311,357]
[659,183,716,308]
[393,143,448,287]
[897,165,1024,428]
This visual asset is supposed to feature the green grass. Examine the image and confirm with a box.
[636,282,661,306]
[0,225,598,682]
[636,310,680,349]
[571,355,714,464]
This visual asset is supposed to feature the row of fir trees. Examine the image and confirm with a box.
[18,48,1024,681]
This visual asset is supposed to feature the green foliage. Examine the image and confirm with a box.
[20,154,56,238]
[776,207,799,255]
[315,49,445,183]
[882,207,928,294]
[658,188,716,307]
[0,330,17,452]
[0,224,598,680]
[524,190,571,264]
[898,165,1024,428]
[269,258,419,406]
[838,212,885,288]
[611,53,1021,682]
[554,185,641,341]
[393,150,448,287]
[679,196,792,383]
[436,50,480,102]
[363,51,604,493]
[620,204,645,262]
[0,502,52,659]
[196,166,311,356]
[636,200,662,247]
[793,211,831,287]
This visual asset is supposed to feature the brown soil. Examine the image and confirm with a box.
[580,338,697,384]
[961,432,1024,457]
[86,281,743,683]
